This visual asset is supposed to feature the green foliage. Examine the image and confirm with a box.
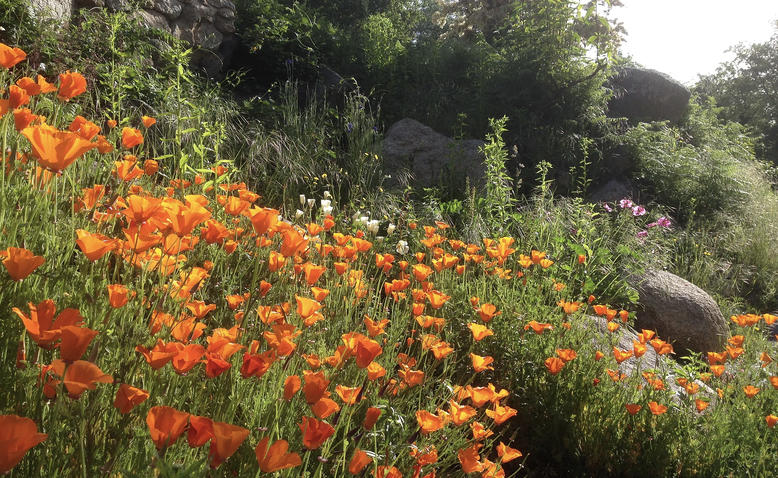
[697,20,778,163]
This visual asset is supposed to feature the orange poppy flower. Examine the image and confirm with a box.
[496,442,522,463]
[75,230,114,262]
[59,325,99,362]
[744,385,760,398]
[299,416,335,449]
[349,448,372,475]
[524,321,553,335]
[22,124,97,172]
[310,397,340,419]
[594,350,605,361]
[247,207,280,236]
[107,284,132,309]
[121,127,144,149]
[3,247,45,281]
[416,410,445,435]
[255,437,302,472]
[296,295,323,320]
[171,344,206,374]
[147,406,190,450]
[767,415,778,428]
[544,357,565,375]
[412,263,433,281]
[364,317,389,336]
[613,347,633,364]
[447,400,477,426]
[650,338,674,355]
[556,348,578,362]
[0,43,26,69]
[135,339,180,370]
[8,85,30,109]
[471,421,494,440]
[186,416,214,448]
[726,345,744,359]
[13,299,83,348]
[477,303,501,322]
[335,385,362,405]
[113,383,149,414]
[366,361,386,381]
[57,71,86,100]
[208,422,250,468]
[204,353,232,378]
[468,323,494,341]
[647,401,667,415]
[486,403,517,425]
[361,407,382,430]
[59,359,113,398]
[303,371,331,405]
[471,353,495,372]
[240,349,277,379]
[0,414,48,474]
[624,404,641,415]
[708,351,728,365]
[163,200,212,237]
[142,116,156,128]
[694,399,710,413]
[283,375,301,400]
[458,444,484,473]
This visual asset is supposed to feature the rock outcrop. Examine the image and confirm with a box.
[608,67,691,126]
[31,0,237,78]
[628,269,728,356]
[382,118,486,190]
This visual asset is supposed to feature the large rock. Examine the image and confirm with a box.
[587,176,637,204]
[628,269,728,356]
[29,0,72,23]
[608,67,691,126]
[382,118,486,189]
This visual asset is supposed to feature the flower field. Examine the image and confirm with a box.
[3,42,778,477]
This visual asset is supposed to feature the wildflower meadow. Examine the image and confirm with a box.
[3,37,778,478]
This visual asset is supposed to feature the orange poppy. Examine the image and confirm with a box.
[147,406,190,450]
[114,159,144,181]
[477,303,501,322]
[544,357,565,375]
[107,284,132,309]
[556,349,578,362]
[349,449,372,475]
[335,385,362,405]
[708,351,727,365]
[497,442,522,463]
[744,385,760,398]
[247,207,280,236]
[416,410,445,435]
[471,421,494,440]
[650,338,674,355]
[524,321,553,335]
[471,353,495,372]
[8,85,30,109]
[412,263,433,281]
[121,127,144,149]
[171,344,206,374]
[695,399,710,413]
[3,247,45,281]
[75,230,114,262]
[363,407,382,430]
[367,361,386,381]
[208,421,250,468]
[448,400,477,426]
[240,349,277,379]
[59,325,99,362]
[22,125,97,172]
[299,416,335,449]
[624,404,641,415]
[613,347,633,364]
[486,403,517,425]
[13,108,38,131]
[113,383,149,414]
[135,339,180,370]
[310,397,340,419]
[0,414,48,474]
[726,345,744,359]
[142,116,156,128]
[303,371,331,404]
[68,116,101,141]
[0,43,26,69]
[648,401,667,415]
[468,323,494,341]
[458,444,484,473]
[163,200,212,237]
[186,416,214,448]
[204,353,232,378]
[284,375,301,400]
[59,359,113,398]
[143,159,159,175]
[767,415,778,428]
[57,71,86,100]
[13,299,83,348]
[255,437,302,473]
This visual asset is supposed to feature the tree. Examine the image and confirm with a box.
[697,20,778,163]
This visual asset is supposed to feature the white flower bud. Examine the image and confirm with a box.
[307,198,315,208]
[387,223,396,235]
[295,209,304,219]
[300,194,306,205]
[396,240,409,254]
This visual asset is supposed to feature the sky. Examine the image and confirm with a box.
[612,0,778,85]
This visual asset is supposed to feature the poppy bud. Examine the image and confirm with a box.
[143,159,159,175]
[15,339,26,369]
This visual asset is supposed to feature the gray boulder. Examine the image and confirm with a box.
[29,0,72,23]
[628,269,728,356]
[587,176,637,204]
[608,67,691,126]
[382,118,486,190]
